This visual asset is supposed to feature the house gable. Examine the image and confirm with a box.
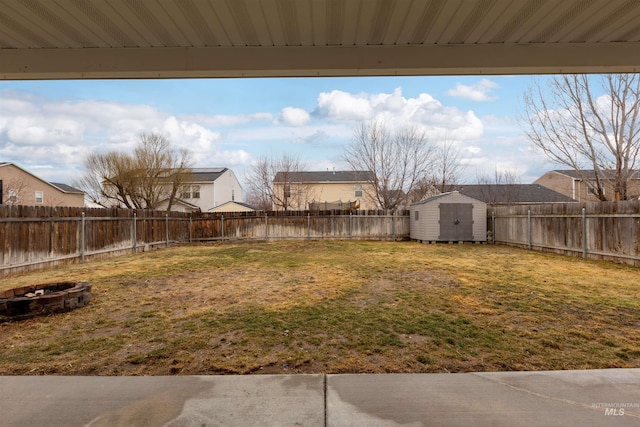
[0,162,84,207]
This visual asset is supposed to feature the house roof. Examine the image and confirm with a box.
[549,170,640,180]
[159,197,201,211]
[274,171,375,183]
[189,168,229,183]
[0,162,83,194]
[50,182,83,194]
[208,201,255,212]
[446,184,577,204]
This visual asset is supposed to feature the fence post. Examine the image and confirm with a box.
[349,211,352,240]
[132,212,137,253]
[582,207,587,259]
[491,210,496,244]
[392,210,396,241]
[265,213,268,240]
[80,212,85,263]
[189,215,192,243]
[221,215,225,242]
[527,209,532,250]
[307,213,311,240]
[165,214,169,247]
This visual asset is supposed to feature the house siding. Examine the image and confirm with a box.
[535,170,640,202]
[0,164,84,207]
[273,181,378,210]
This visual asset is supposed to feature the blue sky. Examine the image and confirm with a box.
[0,75,553,191]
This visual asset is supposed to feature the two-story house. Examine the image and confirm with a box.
[156,167,243,212]
[272,170,378,211]
[0,162,84,207]
[535,170,640,202]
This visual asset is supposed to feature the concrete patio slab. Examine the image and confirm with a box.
[327,369,640,427]
[1,369,639,426]
[0,374,325,427]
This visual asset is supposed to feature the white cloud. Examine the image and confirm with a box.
[314,87,483,140]
[316,90,374,121]
[0,90,247,184]
[280,107,310,126]
[447,79,499,101]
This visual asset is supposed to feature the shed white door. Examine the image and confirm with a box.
[438,203,473,241]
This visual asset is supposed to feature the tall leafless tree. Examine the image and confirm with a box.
[522,74,640,201]
[434,135,467,193]
[75,133,192,210]
[244,153,307,211]
[343,121,435,210]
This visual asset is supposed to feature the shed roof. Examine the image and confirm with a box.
[410,191,485,206]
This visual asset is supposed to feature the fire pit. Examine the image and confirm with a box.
[0,282,92,322]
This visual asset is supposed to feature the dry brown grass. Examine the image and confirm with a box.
[1,241,639,375]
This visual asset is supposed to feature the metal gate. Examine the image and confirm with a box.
[438,203,473,241]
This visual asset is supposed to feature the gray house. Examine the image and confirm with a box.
[410,191,487,243]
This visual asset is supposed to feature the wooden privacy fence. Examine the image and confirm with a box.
[491,201,640,266]
[0,205,409,277]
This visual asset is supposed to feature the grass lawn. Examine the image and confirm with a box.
[1,241,639,375]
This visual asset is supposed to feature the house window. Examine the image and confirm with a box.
[415,211,419,221]
[181,185,200,199]
[180,185,190,199]
[354,184,363,198]
[284,185,291,198]
[35,191,43,204]
[8,189,18,204]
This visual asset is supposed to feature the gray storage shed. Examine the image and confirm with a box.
[410,191,487,242]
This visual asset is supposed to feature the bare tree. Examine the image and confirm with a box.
[522,74,640,201]
[132,133,193,211]
[75,133,192,210]
[475,167,521,204]
[434,136,466,193]
[244,153,307,211]
[343,121,435,210]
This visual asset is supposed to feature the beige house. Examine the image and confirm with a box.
[535,170,640,202]
[273,170,378,211]
[0,162,84,207]
[209,201,255,213]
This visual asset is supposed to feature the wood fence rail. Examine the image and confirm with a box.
[0,205,409,277]
[491,200,640,267]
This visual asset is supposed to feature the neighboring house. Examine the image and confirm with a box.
[209,201,255,213]
[535,170,640,202]
[0,162,84,207]
[179,168,243,211]
[273,170,378,211]
[445,184,576,205]
[103,167,243,212]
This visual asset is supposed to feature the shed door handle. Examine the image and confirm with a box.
[454,219,460,225]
